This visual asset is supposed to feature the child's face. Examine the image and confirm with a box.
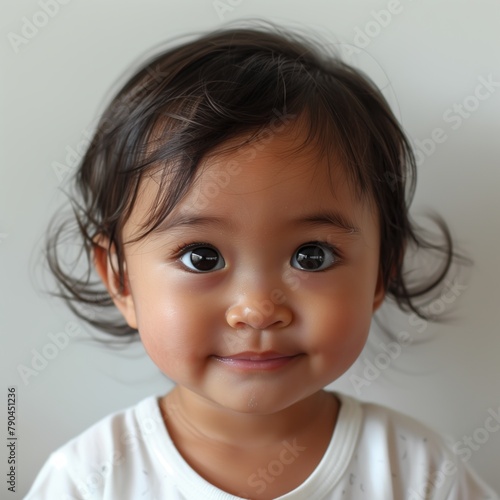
[104,126,384,415]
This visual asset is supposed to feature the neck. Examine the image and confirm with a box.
[159,387,340,498]
[160,386,337,450]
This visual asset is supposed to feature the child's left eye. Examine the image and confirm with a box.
[290,242,338,272]
[178,244,225,272]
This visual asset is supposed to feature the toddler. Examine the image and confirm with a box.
[27,22,498,500]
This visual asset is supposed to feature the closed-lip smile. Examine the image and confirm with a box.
[212,351,302,370]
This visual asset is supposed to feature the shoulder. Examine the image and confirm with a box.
[56,394,162,467]
[332,392,499,500]
[351,395,444,453]
[25,395,165,499]
[334,392,452,474]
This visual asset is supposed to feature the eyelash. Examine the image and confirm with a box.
[172,241,216,257]
[171,241,218,272]
[292,240,342,272]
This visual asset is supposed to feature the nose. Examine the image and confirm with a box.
[225,295,293,330]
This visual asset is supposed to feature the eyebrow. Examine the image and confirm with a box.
[298,211,360,234]
[154,210,360,235]
[154,215,230,233]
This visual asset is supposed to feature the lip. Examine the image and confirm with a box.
[212,351,302,371]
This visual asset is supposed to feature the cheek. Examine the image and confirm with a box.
[299,277,375,368]
[131,273,222,380]
[312,301,372,356]
[131,285,196,364]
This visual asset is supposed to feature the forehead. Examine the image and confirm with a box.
[197,133,344,201]
[125,123,376,241]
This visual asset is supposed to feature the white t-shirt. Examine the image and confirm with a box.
[25,392,498,500]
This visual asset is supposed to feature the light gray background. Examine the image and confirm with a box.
[1,0,499,497]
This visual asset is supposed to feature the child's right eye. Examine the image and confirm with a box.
[177,244,225,273]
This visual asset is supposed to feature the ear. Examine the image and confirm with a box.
[92,236,138,329]
[372,268,386,312]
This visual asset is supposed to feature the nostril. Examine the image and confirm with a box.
[226,302,293,330]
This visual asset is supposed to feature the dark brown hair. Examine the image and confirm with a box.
[45,21,464,339]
